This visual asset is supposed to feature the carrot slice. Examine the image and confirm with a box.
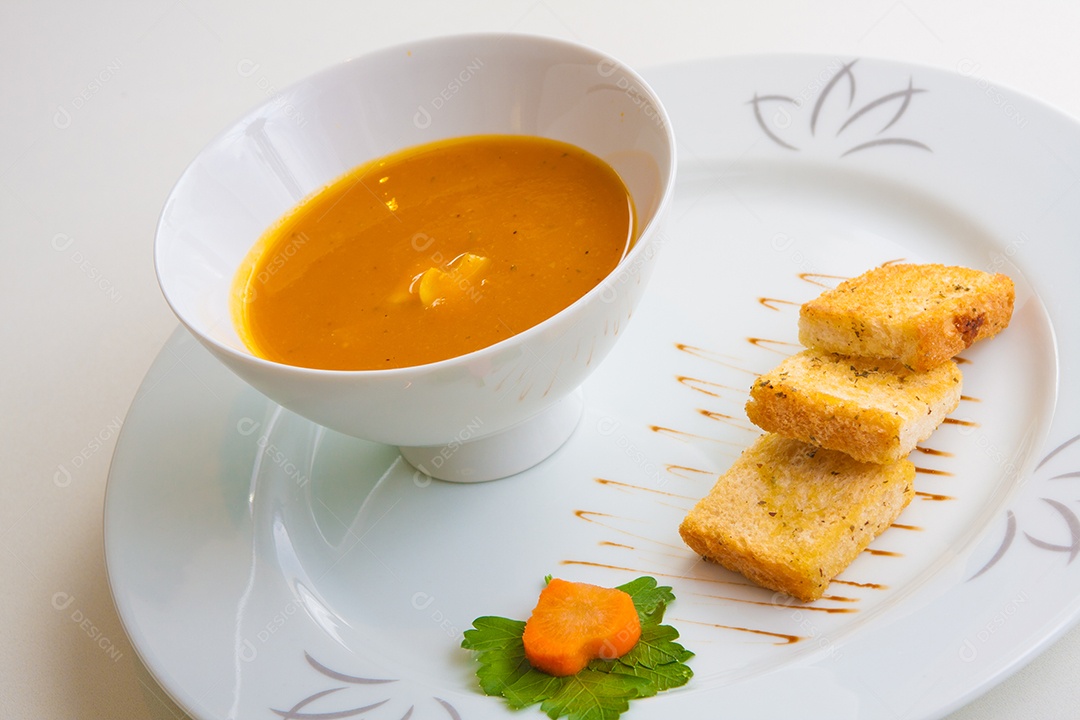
[521,578,642,676]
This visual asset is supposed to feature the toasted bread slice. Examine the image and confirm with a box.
[679,433,915,602]
[745,349,962,464]
[798,264,1014,371]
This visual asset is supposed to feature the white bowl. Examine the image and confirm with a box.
[155,33,676,481]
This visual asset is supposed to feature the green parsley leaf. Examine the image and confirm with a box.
[615,576,675,624]
[463,616,532,696]
[461,576,693,720]
[589,623,694,694]
[538,670,649,720]
[503,668,564,710]
[619,622,693,670]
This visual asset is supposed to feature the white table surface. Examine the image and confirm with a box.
[4,1,1080,717]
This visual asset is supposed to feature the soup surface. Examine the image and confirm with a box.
[234,134,635,370]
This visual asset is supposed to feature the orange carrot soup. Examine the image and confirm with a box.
[233,134,636,370]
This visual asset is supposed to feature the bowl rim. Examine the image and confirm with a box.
[154,31,678,378]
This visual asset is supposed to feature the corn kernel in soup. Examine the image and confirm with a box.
[233,134,636,370]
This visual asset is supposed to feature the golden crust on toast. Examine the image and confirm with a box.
[798,264,1014,371]
[745,349,962,464]
[678,434,915,602]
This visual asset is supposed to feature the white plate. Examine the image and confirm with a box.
[105,55,1080,720]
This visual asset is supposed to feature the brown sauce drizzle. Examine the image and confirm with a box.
[943,418,979,427]
[676,618,802,645]
[676,375,740,398]
[890,523,923,531]
[599,541,635,550]
[692,592,858,614]
[571,512,687,551]
[650,425,709,442]
[915,466,954,477]
[698,409,738,420]
[649,425,744,449]
[832,579,887,590]
[674,343,760,376]
[758,297,800,312]
[665,464,717,480]
[574,509,614,522]
[595,477,697,500]
[560,559,753,588]
[797,272,849,289]
[746,337,800,355]
[915,446,954,457]
[698,409,757,432]
[863,548,903,557]
[916,491,955,501]
[960,395,981,403]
